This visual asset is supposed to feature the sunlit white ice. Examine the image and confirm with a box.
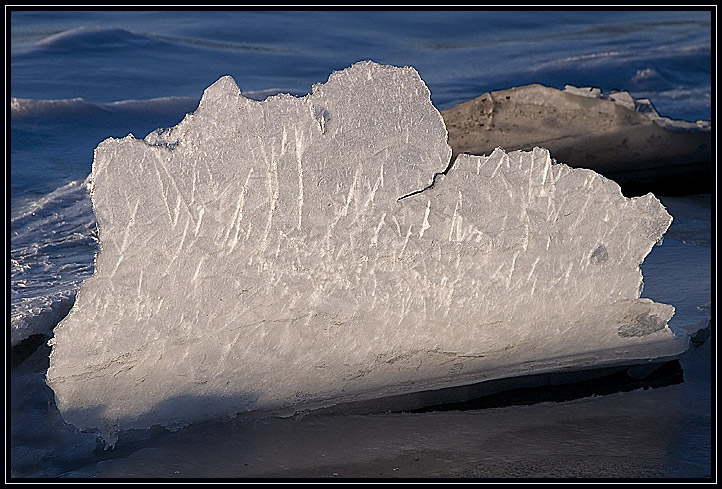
[46,61,688,444]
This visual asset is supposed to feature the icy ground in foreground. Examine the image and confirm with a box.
[46,61,688,444]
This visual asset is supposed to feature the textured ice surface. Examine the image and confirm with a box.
[46,61,687,442]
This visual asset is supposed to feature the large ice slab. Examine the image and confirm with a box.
[46,61,687,443]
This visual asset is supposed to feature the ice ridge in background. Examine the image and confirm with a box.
[562,85,711,131]
[45,61,688,444]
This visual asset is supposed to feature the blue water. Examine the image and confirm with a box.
[9,9,713,479]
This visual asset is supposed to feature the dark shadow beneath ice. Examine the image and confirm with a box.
[8,353,700,479]
[407,360,684,414]
[10,333,49,367]
[314,359,686,417]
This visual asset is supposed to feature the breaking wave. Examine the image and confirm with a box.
[10,180,97,346]
[11,89,299,120]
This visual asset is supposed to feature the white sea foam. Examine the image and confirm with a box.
[10,90,301,120]
[10,179,97,346]
[34,26,146,49]
[10,96,190,120]
[46,62,688,444]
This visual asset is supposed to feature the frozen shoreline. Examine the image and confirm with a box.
[65,345,717,480]
[10,335,711,479]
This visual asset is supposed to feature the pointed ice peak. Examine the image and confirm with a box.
[196,74,243,112]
